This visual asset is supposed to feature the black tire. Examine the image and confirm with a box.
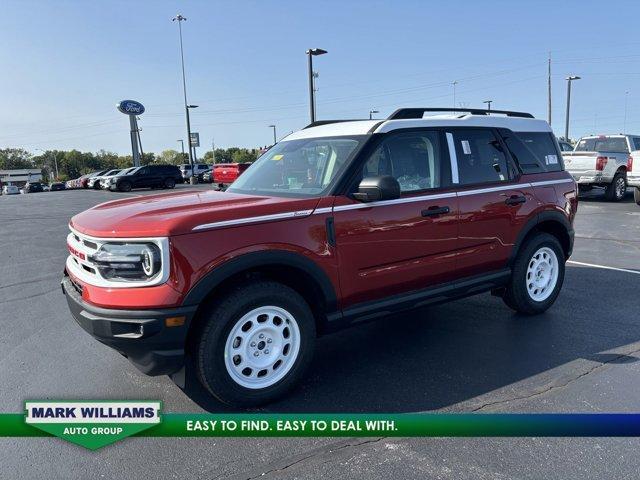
[195,281,316,407]
[118,181,132,192]
[605,171,627,202]
[164,178,176,189]
[503,233,565,315]
[635,187,640,206]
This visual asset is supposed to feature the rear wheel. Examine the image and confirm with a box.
[605,171,627,201]
[195,281,315,407]
[635,187,640,206]
[503,233,565,315]
[118,181,132,192]
[164,178,176,189]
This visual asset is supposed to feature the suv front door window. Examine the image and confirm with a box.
[333,130,459,305]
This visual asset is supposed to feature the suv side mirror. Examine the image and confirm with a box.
[353,175,401,202]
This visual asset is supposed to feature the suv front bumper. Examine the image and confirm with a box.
[61,274,197,376]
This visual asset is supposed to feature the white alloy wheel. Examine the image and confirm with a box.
[224,306,301,389]
[526,247,559,302]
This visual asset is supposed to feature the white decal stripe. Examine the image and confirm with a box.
[192,178,575,229]
[192,210,313,231]
[530,179,575,187]
[333,192,457,212]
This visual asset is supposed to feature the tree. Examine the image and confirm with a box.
[0,148,33,169]
[231,149,258,163]
[156,149,184,165]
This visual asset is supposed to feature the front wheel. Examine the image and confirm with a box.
[503,233,565,315]
[195,281,315,407]
[164,178,176,189]
[634,187,640,206]
[118,181,132,192]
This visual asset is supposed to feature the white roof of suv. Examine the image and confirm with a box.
[284,109,551,142]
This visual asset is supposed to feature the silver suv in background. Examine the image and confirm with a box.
[563,135,640,201]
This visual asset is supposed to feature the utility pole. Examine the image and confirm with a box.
[306,49,327,123]
[565,75,581,141]
[624,91,629,133]
[452,81,458,108]
[172,13,196,184]
[211,138,216,164]
[268,125,277,145]
[547,52,552,125]
[177,139,185,161]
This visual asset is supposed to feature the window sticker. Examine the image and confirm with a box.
[461,140,472,155]
[272,154,284,161]
[545,154,558,165]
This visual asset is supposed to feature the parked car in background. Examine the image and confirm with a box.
[213,162,252,190]
[557,140,574,152]
[180,163,210,182]
[50,182,66,191]
[563,134,639,201]
[23,182,44,193]
[108,164,182,192]
[2,185,19,195]
[99,168,133,189]
[88,169,120,189]
[197,167,212,183]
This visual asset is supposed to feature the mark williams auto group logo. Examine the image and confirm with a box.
[25,401,161,450]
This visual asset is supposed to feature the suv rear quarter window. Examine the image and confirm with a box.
[508,131,563,173]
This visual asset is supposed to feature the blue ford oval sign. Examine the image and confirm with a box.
[117,100,145,115]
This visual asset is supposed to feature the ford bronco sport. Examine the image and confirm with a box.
[62,108,577,407]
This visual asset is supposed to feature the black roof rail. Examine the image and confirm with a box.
[387,108,534,120]
[303,119,370,129]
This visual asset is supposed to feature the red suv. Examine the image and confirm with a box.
[62,108,577,407]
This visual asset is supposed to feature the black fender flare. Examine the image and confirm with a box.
[508,210,574,266]
[181,250,338,313]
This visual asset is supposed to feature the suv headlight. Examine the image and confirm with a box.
[89,243,161,282]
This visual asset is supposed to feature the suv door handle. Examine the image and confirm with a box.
[421,206,450,217]
[505,195,526,206]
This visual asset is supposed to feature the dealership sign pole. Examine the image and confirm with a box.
[117,100,145,167]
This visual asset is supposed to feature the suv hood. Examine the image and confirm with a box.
[70,189,322,238]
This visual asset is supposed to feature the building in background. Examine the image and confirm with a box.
[0,169,42,188]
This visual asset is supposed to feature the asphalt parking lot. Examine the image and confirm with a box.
[1,185,639,479]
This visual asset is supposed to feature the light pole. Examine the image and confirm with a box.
[211,137,216,164]
[623,91,629,133]
[483,100,492,112]
[452,81,458,108]
[564,75,581,141]
[268,125,277,145]
[177,139,185,161]
[37,149,58,181]
[306,48,327,123]
[172,13,197,184]
[369,110,379,119]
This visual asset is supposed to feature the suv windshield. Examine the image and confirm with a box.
[118,167,139,176]
[575,136,629,153]
[228,136,364,197]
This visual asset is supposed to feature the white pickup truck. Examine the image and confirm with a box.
[563,134,640,201]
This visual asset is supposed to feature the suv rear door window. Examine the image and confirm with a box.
[633,138,640,151]
[451,129,511,185]
[510,131,563,173]
[362,131,445,193]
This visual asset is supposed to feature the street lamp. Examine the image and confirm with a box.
[172,13,197,184]
[177,139,185,160]
[452,80,458,108]
[268,125,277,145]
[564,75,581,141]
[306,48,327,123]
[483,100,492,112]
[369,110,379,120]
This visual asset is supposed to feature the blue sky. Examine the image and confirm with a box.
[1,0,639,155]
